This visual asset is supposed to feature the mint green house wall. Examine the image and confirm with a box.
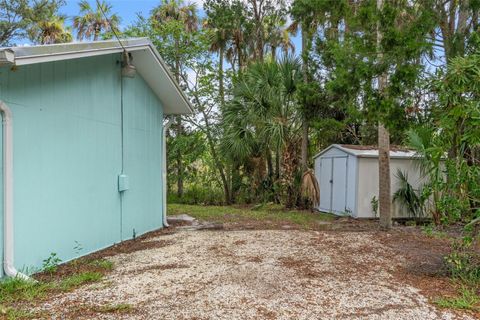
[0,53,164,277]
[121,74,164,240]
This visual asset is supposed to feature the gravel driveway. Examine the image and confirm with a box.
[39,229,474,319]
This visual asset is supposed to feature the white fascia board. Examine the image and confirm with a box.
[312,144,358,160]
[143,43,194,114]
[0,39,194,115]
[12,46,126,66]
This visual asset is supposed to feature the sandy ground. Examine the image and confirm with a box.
[37,229,475,320]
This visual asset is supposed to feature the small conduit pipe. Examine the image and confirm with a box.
[0,101,31,280]
[162,117,174,228]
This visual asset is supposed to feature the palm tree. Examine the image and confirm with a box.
[203,18,228,109]
[222,56,302,205]
[266,13,295,60]
[151,0,198,81]
[151,0,198,198]
[152,0,198,33]
[29,16,73,45]
[224,18,246,72]
[73,0,120,41]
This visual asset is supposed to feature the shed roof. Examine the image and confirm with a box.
[0,38,193,115]
[313,144,417,160]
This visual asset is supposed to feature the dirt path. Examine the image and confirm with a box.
[35,229,475,319]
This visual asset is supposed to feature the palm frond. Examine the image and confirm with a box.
[301,169,320,207]
[393,169,424,217]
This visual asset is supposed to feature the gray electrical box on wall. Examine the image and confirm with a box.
[118,174,129,192]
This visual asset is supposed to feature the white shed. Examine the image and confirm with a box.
[313,144,424,218]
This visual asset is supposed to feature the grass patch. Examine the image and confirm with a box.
[435,287,480,311]
[0,305,38,320]
[168,203,335,229]
[87,259,114,271]
[59,272,103,291]
[95,303,133,314]
[0,258,113,317]
[0,270,103,305]
[0,277,51,304]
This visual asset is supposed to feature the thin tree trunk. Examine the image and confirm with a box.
[301,114,308,170]
[300,26,309,170]
[219,45,225,109]
[187,81,231,204]
[174,49,184,198]
[176,115,184,198]
[377,0,392,230]
[202,111,231,204]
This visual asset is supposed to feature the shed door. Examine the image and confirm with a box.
[331,157,348,214]
[319,158,333,212]
[120,77,164,241]
[319,156,348,214]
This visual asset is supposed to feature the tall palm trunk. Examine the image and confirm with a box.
[377,0,392,229]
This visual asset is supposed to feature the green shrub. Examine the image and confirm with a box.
[42,253,62,274]
[168,184,224,205]
[444,240,480,285]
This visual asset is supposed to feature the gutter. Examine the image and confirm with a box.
[162,117,174,227]
[0,101,31,280]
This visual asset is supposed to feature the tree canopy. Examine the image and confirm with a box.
[1,0,479,227]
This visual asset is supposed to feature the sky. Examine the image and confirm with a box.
[59,0,302,56]
[60,0,206,29]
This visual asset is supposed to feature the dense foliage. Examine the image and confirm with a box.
[2,0,479,227]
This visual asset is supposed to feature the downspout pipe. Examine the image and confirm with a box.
[1,101,31,280]
[162,116,174,228]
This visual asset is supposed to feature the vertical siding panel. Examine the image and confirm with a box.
[5,55,123,272]
[121,73,164,240]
